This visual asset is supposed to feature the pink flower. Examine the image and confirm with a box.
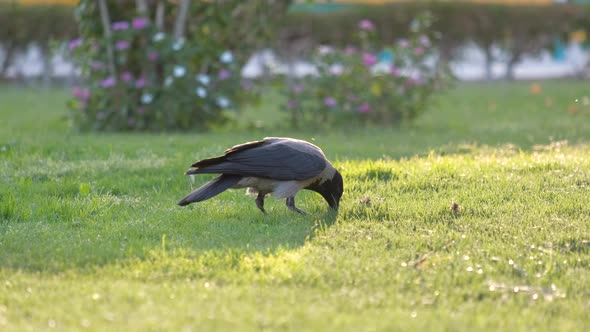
[218,69,231,80]
[115,40,130,50]
[135,77,146,89]
[111,21,129,31]
[358,103,371,113]
[90,61,104,71]
[71,87,90,101]
[241,80,253,91]
[136,107,146,114]
[414,47,425,56]
[329,65,343,76]
[120,71,133,82]
[344,46,358,55]
[398,39,410,48]
[132,17,149,30]
[404,77,422,88]
[68,38,82,50]
[128,118,136,127]
[96,112,106,120]
[292,84,304,94]
[100,76,116,88]
[390,66,401,77]
[71,87,82,98]
[324,97,337,107]
[419,35,431,48]
[147,52,159,61]
[358,19,375,31]
[287,99,298,109]
[362,53,377,67]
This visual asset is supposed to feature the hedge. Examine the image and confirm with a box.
[1,2,589,80]
[281,2,589,79]
[0,3,76,76]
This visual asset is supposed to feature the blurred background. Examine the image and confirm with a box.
[3,3,590,330]
[0,0,589,132]
[2,0,589,82]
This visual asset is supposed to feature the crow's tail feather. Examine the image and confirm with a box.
[178,174,242,206]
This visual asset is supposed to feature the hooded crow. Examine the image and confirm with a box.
[178,137,343,214]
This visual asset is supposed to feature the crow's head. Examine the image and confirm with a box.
[310,170,343,210]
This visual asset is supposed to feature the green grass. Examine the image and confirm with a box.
[1,81,589,331]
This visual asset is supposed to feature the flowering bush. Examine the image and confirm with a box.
[282,13,453,128]
[68,1,289,131]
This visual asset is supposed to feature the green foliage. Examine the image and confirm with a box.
[0,3,76,46]
[282,2,589,65]
[1,82,590,330]
[2,1,589,81]
[68,0,290,131]
[0,3,76,75]
[282,13,453,128]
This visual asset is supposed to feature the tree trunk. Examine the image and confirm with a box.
[505,54,520,81]
[155,0,165,30]
[174,0,190,39]
[97,0,116,78]
[483,45,493,81]
[437,41,454,73]
[0,42,15,79]
[135,0,148,15]
[135,0,150,88]
[40,43,53,88]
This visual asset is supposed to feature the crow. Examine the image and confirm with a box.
[178,137,343,214]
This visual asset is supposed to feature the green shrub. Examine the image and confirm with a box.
[281,13,453,128]
[68,0,290,132]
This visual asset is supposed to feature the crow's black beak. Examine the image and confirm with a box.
[320,171,343,210]
[321,192,340,210]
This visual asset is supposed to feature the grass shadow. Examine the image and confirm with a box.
[0,172,342,273]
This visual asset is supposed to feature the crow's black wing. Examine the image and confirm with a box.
[187,140,326,181]
[190,139,268,169]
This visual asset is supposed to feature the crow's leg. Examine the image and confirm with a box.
[255,192,267,213]
[286,196,306,215]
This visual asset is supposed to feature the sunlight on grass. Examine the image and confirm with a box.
[1,82,589,331]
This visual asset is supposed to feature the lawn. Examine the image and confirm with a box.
[1,81,589,331]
